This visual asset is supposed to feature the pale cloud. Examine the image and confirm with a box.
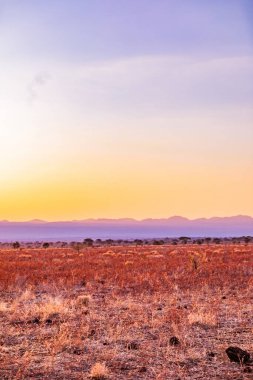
[27,71,51,104]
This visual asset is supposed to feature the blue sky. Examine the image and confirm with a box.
[1,0,252,61]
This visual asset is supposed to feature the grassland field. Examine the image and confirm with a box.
[0,244,252,379]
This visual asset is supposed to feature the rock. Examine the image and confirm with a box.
[226,346,251,364]
[206,351,216,360]
[169,336,180,346]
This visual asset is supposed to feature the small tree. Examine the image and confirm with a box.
[179,237,191,245]
[153,239,164,245]
[105,239,114,245]
[83,238,94,247]
[13,241,20,249]
[42,242,50,249]
[243,236,252,245]
[134,239,143,246]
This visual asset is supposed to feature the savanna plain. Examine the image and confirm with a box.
[0,243,252,379]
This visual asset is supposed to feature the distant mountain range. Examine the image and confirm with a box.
[0,216,252,241]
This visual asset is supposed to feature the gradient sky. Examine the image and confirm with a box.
[0,0,253,221]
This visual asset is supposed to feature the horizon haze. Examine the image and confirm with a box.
[0,215,252,241]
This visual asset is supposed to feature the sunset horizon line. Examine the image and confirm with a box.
[1,214,253,223]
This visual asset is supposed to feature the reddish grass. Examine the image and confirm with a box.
[0,244,252,379]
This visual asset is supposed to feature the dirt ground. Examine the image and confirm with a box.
[0,244,252,379]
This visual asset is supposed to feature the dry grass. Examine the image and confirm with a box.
[187,309,218,327]
[90,362,109,379]
[0,244,252,379]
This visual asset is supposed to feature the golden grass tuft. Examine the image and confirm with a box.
[36,296,69,321]
[187,309,217,327]
[0,301,9,313]
[90,362,109,379]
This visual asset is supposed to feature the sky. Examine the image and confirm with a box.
[0,0,253,221]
